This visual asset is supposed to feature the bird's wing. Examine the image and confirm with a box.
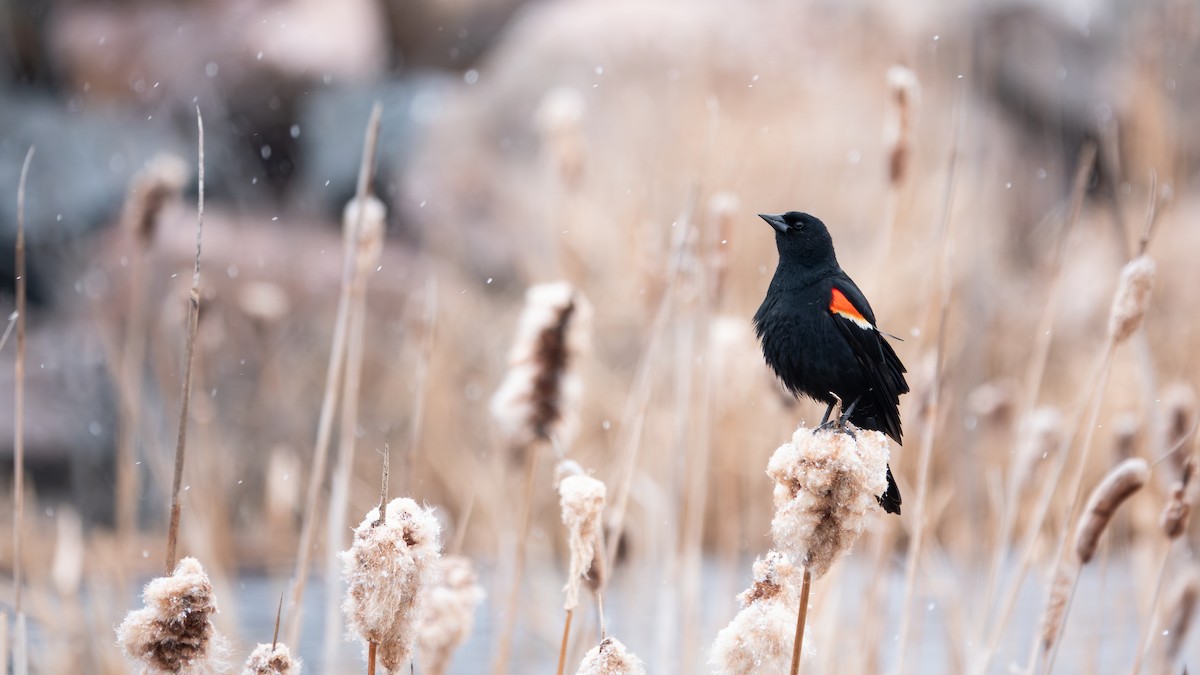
[827,275,910,439]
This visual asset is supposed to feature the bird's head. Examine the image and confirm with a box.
[758,211,836,266]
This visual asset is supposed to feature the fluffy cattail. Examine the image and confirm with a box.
[1012,407,1063,491]
[1075,458,1149,564]
[967,379,1014,425]
[417,555,485,675]
[766,426,889,579]
[556,460,607,610]
[535,86,587,187]
[116,557,229,674]
[883,65,920,186]
[341,498,442,673]
[576,636,645,675]
[238,281,291,325]
[1107,255,1156,343]
[490,282,592,453]
[710,551,807,674]
[343,195,386,275]
[242,643,301,674]
[1162,570,1200,664]
[121,154,189,244]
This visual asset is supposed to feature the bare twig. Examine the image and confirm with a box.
[13,144,34,675]
[286,102,383,647]
[272,593,284,651]
[165,109,205,573]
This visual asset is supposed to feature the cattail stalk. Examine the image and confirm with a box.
[490,282,591,675]
[790,569,812,675]
[286,102,383,648]
[116,154,188,539]
[323,195,386,672]
[12,145,32,675]
[868,65,919,299]
[893,85,960,675]
[1035,459,1148,672]
[165,110,205,573]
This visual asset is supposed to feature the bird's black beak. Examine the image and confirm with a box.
[758,213,790,234]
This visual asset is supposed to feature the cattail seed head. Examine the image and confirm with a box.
[710,551,808,674]
[1075,458,1149,564]
[417,555,485,675]
[341,498,442,673]
[491,281,592,454]
[1163,383,1198,475]
[343,195,386,275]
[884,65,920,187]
[117,556,229,674]
[576,636,645,675]
[1039,558,1078,656]
[556,460,607,610]
[767,426,889,579]
[1107,255,1156,343]
[242,643,301,674]
[122,154,189,245]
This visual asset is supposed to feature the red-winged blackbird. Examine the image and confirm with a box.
[753,212,909,514]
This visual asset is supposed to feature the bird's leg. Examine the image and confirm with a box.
[836,397,861,438]
[818,401,836,428]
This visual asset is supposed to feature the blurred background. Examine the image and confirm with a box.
[2,0,1200,672]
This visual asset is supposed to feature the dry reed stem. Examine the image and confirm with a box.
[1074,459,1149,564]
[367,643,376,675]
[12,144,32,675]
[323,195,384,672]
[979,143,1096,629]
[893,82,962,675]
[490,445,541,675]
[286,102,382,647]
[117,155,187,539]
[557,608,574,675]
[165,109,204,574]
[605,197,696,577]
[790,569,812,675]
[402,278,438,496]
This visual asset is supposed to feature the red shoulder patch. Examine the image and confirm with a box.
[830,288,870,326]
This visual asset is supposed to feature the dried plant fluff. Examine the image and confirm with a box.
[575,636,645,675]
[242,643,301,674]
[116,557,230,674]
[490,281,592,452]
[343,195,386,274]
[710,551,808,675]
[1075,458,1149,564]
[122,154,189,244]
[1039,558,1078,655]
[766,425,889,579]
[556,461,607,610]
[1107,255,1156,343]
[341,498,442,673]
[417,555,485,675]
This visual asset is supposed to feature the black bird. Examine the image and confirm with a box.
[753,211,909,514]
